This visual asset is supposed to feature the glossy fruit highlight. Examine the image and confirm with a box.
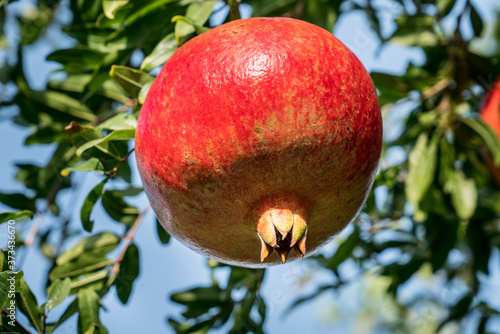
[135,17,383,267]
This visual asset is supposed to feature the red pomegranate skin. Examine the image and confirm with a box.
[481,79,500,186]
[136,17,382,267]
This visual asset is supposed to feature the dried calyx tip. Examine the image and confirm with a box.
[257,205,307,264]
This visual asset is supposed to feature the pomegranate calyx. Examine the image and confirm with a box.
[257,208,307,263]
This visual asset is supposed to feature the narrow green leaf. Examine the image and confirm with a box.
[46,48,103,70]
[406,131,439,210]
[141,33,178,72]
[46,298,78,334]
[46,278,72,311]
[18,81,97,122]
[156,219,171,245]
[57,232,120,265]
[62,158,105,177]
[470,4,484,37]
[81,178,108,232]
[66,122,122,159]
[173,15,210,45]
[78,288,107,334]
[0,210,34,224]
[0,271,23,310]
[0,192,36,212]
[437,0,455,16]
[49,74,130,103]
[447,172,477,220]
[111,186,143,197]
[115,244,140,304]
[96,113,137,131]
[109,65,154,98]
[101,190,139,226]
[25,123,66,145]
[70,270,109,292]
[138,81,152,105]
[173,1,216,45]
[76,129,135,157]
[171,286,227,308]
[438,136,455,186]
[50,255,114,281]
[461,118,500,165]
[103,0,129,19]
[16,278,43,333]
[390,14,439,47]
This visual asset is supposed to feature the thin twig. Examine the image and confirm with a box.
[110,205,150,277]
[420,78,451,100]
[107,148,135,178]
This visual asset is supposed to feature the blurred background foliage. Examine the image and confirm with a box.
[1,0,500,333]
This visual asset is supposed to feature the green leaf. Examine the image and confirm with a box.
[425,214,459,271]
[110,186,144,197]
[57,232,120,265]
[0,271,23,310]
[25,123,67,145]
[171,286,227,308]
[18,80,97,122]
[0,210,34,224]
[96,113,137,131]
[101,190,139,226]
[78,288,107,334]
[172,15,210,45]
[467,220,490,274]
[438,136,455,186]
[115,244,140,304]
[390,14,439,47]
[173,1,216,45]
[66,122,122,159]
[437,0,456,16]
[470,3,484,37]
[62,158,105,177]
[76,128,135,157]
[103,0,129,19]
[16,278,43,333]
[141,32,178,72]
[156,219,171,244]
[49,74,130,103]
[371,72,410,106]
[447,171,477,220]
[47,47,103,72]
[384,257,425,294]
[406,131,439,212]
[0,192,36,212]
[50,255,114,281]
[46,278,72,311]
[81,178,108,232]
[46,297,78,333]
[324,227,360,272]
[70,270,109,292]
[461,118,500,165]
[109,65,155,99]
[138,81,152,105]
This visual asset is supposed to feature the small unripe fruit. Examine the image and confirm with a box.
[136,17,382,267]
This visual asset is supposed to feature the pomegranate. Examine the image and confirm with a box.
[135,17,382,267]
[480,79,500,186]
